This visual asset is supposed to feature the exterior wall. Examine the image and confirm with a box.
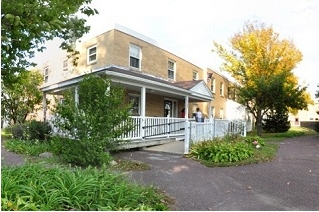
[37,25,241,120]
[289,102,319,126]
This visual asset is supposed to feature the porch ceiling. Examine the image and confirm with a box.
[41,65,213,102]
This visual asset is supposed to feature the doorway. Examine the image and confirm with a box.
[164,99,178,117]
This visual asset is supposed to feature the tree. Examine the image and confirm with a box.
[1,70,45,124]
[52,74,134,166]
[213,22,310,136]
[1,0,98,84]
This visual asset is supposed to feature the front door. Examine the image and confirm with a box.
[164,99,177,117]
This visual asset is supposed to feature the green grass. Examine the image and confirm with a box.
[1,163,171,211]
[3,139,51,156]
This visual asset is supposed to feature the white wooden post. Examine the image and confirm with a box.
[43,92,47,122]
[184,121,190,154]
[140,87,146,139]
[184,96,189,119]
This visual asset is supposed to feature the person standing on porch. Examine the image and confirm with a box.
[196,107,203,122]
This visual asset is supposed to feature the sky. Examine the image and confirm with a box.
[39,0,319,98]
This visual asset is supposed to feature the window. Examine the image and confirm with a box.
[168,60,175,80]
[193,71,198,80]
[211,78,215,93]
[220,82,224,96]
[63,59,68,72]
[129,94,140,115]
[211,106,215,118]
[87,45,97,64]
[220,108,224,119]
[129,44,141,69]
[43,67,49,83]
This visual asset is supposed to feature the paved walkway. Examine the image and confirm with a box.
[116,135,319,210]
[1,135,319,210]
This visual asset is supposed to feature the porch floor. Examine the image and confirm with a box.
[143,140,184,155]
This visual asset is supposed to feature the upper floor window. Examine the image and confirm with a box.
[129,44,141,69]
[211,78,216,93]
[43,67,49,83]
[193,71,198,80]
[168,60,175,80]
[220,82,224,96]
[63,59,68,72]
[87,45,97,64]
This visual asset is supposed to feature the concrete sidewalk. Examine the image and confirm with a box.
[143,140,184,154]
[116,135,319,211]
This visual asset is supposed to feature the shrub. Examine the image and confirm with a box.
[27,120,52,142]
[262,110,290,133]
[190,139,254,163]
[52,74,134,166]
[243,136,265,146]
[7,123,28,140]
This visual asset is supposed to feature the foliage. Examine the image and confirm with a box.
[4,139,51,156]
[27,120,52,141]
[1,71,45,124]
[190,138,254,163]
[213,21,310,136]
[242,136,265,146]
[1,0,98,84]
[1,163,170,211]
[52,74,134,166]
[262,109,290,133]
[5,121,52,141]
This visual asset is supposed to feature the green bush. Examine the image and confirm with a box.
[190,139,254,163]
[262,110,290,133]
[27,120,52,142]
[7,123,28,140]
[1,163,169,211]
[50,137,113,167]
[243,136,265,146]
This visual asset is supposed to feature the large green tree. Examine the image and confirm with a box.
[213,22,309,136]
[1,70,45,124]
[1,0,98,84]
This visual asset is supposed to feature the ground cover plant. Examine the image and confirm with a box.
[4,139,51,157]
[1,163,170,211]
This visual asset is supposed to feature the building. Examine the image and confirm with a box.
[40,24,245,122]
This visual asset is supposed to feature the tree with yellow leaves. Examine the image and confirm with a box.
[213,22,310,136]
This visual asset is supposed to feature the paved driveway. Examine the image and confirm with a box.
[116,135,319,210]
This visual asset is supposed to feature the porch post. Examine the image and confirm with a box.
[184,96,189,119]
[43,92,47,122]
[140,86,146,139]
[184,95,190,154]
[75,86,79,107]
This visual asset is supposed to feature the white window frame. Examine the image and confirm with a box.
[220,82,224,97]
[43,67,49,83]
[211,106,215,118]
[63,59,68,72]
[128,94,140,116]
[129,44,141,70]
[168,59,176,80]
[87,45,97,64]
[193,70,198,80]
[211,78,215,93]
[220,108,224,119]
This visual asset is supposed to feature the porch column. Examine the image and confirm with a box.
[140,87,146,138]
[184,96,189,119]
[208,101,212,122]
[75,86,79,107]
[43,92,47,122]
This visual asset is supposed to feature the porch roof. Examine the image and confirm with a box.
[41,65,213,102]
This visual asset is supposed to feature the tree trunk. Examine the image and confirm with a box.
[256,109,263,136]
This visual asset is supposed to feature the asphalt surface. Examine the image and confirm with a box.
[1,135,319,210]
[115,135,319,211]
